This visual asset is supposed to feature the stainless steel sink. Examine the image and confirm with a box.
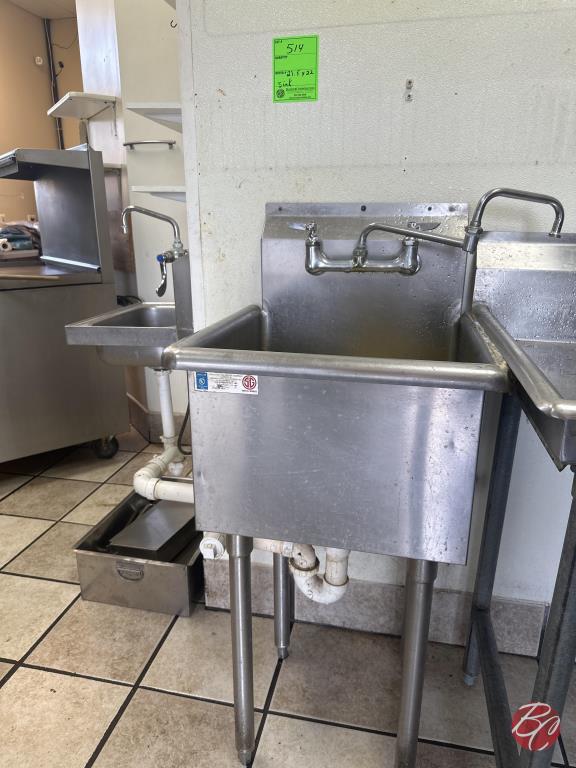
[473,231,576,468]
[163,203,509,564]
[66,302,177,367]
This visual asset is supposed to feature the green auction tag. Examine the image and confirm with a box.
[273,35,318,103]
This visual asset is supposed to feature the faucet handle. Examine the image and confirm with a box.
[156,252,174,297]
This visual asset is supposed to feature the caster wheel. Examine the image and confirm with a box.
[92,436,119,459]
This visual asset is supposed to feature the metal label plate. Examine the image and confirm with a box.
[194,371,259,395]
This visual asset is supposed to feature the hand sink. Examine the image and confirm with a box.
[66,302,177,367]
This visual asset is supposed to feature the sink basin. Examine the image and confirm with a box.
[66,302,177,367]
[162,203,509,564]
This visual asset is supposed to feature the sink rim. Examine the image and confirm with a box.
[163,304,509,393]
[66,301,177,348]
[473,303,576,420]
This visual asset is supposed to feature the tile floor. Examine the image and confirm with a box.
[0,429,574,767]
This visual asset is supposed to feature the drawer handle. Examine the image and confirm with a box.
[116,562,144,581]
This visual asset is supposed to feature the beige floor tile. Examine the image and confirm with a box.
[254,715,495,767]
[0,448,71,477]
[142,442,164,454]
[109,452,192,485]
[143,606,277,707]
[0,473,32,501]
[93,689,247,767]
[142,443,192,456]
[0,662,12,682]
[117,427,149,453]
[0,477,98,521]
[0,515,52,567]
[0,574,78,659]
[0,666,128,768]
[272,623,401,731]
[43,448,136,483]
[420,642,536,750]
[272,623,538,754]
[29,600,173,684]
[7,522,89,582]
[64,484,131,525]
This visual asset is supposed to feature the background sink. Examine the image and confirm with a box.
[473,231,576,467]
[66,302,177,367]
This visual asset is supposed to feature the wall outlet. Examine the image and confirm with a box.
[0,214,6,223]
[26,214,37,223]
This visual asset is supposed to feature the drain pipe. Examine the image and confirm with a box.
[201,535,350,605]
[133,369,196,504]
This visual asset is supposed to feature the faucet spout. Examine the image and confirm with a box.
[464,188,565,252]
[355,222,465,254]
[120,205,192,337]
[121,205,182,244]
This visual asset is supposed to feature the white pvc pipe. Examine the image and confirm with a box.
[148,478,195,504]
[200,532,227,559]
[132,370,188,502]
[251,538,350,605]
[156,369,177,443]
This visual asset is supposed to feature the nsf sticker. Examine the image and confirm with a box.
[194,371,258,395]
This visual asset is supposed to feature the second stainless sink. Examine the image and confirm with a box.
[474,231,576,467]
[66,302,177,367]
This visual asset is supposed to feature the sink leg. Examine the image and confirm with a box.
[520,468,576,768]
[395,558,438,768]
[228,534,254,766]
[463,394,521,686]
[273,553,293,659]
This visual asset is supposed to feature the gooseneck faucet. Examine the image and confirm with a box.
[121,204,193,337]
[462,187,565,253]
[121,205,188,297]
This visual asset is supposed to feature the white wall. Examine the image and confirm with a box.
[178,0,576,602]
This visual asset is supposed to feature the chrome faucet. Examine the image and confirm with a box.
[305,222,422,276]
[305,188,565,274]
[121,204,193,337]
[304,188,565,310]
[462,187,565,252]
[121,205,188,297]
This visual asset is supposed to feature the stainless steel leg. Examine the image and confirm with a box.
[520,469,576,768]
[273,552,292,659]
[228,534,254,766]
[395,558,438,768]
[464,394,521,685]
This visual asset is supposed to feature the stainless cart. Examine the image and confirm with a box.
[0,147,128,461]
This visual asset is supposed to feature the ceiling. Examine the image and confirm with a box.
[8,0,75,18]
